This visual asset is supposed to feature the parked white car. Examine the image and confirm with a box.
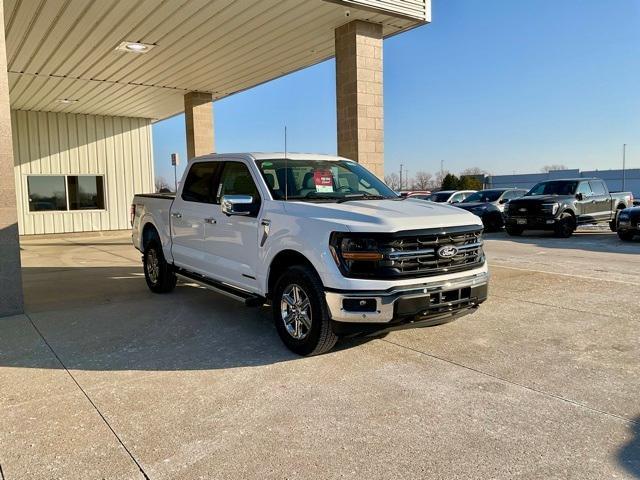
[131,153,488,355]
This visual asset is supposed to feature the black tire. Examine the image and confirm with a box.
[272,265,338,356]
[618,230,635,242]
[554,212,576,238]
[483,213,503,233]
[143,240,177,293]
[610,208,624,232]
[505,225,523,236]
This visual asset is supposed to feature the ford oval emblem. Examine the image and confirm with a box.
[437,245,458,258]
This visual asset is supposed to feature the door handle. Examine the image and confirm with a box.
[171,212,182,219]
[204,217,217,224]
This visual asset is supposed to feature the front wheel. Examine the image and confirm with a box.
[273,265,338,356]
[618,230,635,242]
[554,212,576,238]
[505,225,523,236]
[483,213,503,233]
[143,240,177,293]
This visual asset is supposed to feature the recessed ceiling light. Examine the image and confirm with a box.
[56,98,78,104]
[115,41,155,54]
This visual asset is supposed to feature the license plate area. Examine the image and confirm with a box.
[517,218,527,225]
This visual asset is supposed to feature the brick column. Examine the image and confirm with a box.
[335,20,384,178]
[0,0,24,316]
[184,91,214,159]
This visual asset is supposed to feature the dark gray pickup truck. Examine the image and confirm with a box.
[504,178,633,237]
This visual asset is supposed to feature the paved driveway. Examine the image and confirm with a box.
[1,229,638,479]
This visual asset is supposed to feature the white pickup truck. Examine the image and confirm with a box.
[131,153,488,355]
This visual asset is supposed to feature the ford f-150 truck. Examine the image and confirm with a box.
[131,153,488,355]
[504,178,633,237]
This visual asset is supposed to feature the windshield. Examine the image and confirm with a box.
[430,192,452,202]
[462,190,503,203]
[526,181,578,196]
[256,159,398,202]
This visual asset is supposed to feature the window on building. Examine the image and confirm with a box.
[68,176,105,210]
[27,176,67,212]
[27,175,105,212]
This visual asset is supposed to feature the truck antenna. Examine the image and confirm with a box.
[284,126,288,201]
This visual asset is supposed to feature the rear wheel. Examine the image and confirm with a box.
[618,230,635,241]
[554,212,576,238]
[143,240,177,293]
[273,265,338,356]
[505,225,523,236]
[610,208,624,232]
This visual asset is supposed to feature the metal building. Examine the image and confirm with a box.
[0,0,431,315]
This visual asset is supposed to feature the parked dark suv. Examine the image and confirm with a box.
[455,188,527,232]
[504,178,633,238]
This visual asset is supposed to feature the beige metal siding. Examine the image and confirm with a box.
[330,0,430,21]
[12,110,154,235]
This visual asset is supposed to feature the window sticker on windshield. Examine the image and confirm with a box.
[314,170,334,193]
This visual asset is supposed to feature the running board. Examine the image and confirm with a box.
[174,268,265,307]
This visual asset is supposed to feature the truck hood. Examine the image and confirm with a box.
[509,195,573,205]
[456,201,495,210]
[282,198,482,233]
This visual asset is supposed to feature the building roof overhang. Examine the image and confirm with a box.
[5,0,429,121]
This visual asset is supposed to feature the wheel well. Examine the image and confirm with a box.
[616,203,626,211]
[267,250,318,298]
[562,209,575,217]
[141,223,159,250]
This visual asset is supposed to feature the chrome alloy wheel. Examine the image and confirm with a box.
[280,284,312,340]
[146,249,160,284]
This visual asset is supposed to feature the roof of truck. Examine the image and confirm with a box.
[191,152,348,162]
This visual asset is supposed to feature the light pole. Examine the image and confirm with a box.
[399,164,403,190]
[622,144,627,191]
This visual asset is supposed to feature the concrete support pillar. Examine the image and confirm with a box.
[335,20,384,178]
[0,0,24,316]
[184,91,214,159]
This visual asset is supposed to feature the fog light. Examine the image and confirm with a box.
[343,298,377,312]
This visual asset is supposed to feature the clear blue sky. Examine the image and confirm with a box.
[153,0,640,183]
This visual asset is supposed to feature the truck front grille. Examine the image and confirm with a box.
[377,227,484,277]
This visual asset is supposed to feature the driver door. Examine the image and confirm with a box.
[575,181,594,223]
[202,161,262,290]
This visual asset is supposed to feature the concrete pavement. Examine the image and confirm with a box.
[0,229,638,479]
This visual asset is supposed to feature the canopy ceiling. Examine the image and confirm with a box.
[5,0,427,121]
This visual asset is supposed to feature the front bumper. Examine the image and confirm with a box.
[505,215,558,230]
[324,270,488,324]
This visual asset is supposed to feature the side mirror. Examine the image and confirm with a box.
[450,200,459,204]
[576,193,583,201]
[221,195,254,216]
[499,198,508,204]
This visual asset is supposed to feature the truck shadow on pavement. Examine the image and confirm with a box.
[2,266,376,372]
[619,419,640,478]
[483,229,639,255]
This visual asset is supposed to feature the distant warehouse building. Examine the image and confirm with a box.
[487,168,640,198]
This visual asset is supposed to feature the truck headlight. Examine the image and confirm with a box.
[329,233,382,274]
[541,203,559,215]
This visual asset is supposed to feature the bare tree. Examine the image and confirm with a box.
[413,171,432,190]
[384,172,400,190]
[432,170,449,190]
[460,167,489,176]
[541,164,568,173]
[155,176,173,193]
